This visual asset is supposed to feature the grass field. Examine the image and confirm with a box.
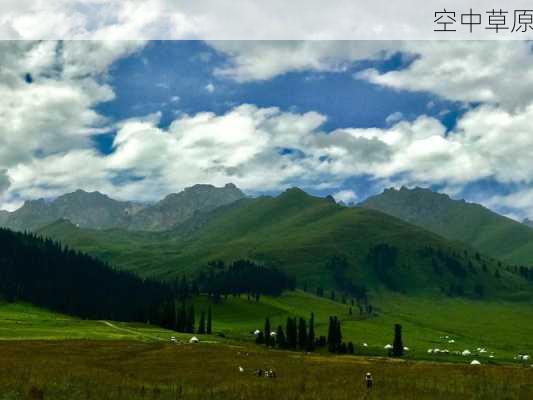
[199,290,533,364]
[4,290,533,365]
[3,293,533,399]
[0,303,179,342]
[1,340,533,400]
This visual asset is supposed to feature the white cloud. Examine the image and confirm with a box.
[2,40,533,222]
[212,41,396,82]
[205,82,215,93]
[332,190,358,204]
[357,41,533,110]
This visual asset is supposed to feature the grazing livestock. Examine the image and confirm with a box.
[189,336,199,344]
[462,350,471,356]
[470,360,481,365]
[384,344,393,350]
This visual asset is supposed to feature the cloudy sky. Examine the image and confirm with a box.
[1,40,533,221]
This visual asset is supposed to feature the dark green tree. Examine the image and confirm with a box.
[306,313,315,352]
[264,317,271,346]
[276,325,286,348]
[392,323,404,357]
[298,317,307,349]
[347,342,355,354]
[198,311,206,334]
[187,304,195,333]
[207,305,212,334]
[286,317,297,348]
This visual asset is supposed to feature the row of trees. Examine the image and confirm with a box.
[257,314,316,352]
[256,313,405,359]
[197,259,296,302]
[158,302,213,334]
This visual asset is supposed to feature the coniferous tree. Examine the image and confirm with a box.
[207,305,212,334]
[187,304,195,333]
[298,317,307,349]
[327,316,336,352]
[336,317,342,350]
[276,325,286,348]
[198,311,206,334]
[347,342,355,354]
[286,317,297,348]
[264,317,271,346]
[392,323,404,357]
[306,312,315,352]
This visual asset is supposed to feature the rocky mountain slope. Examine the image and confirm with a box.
[361,187,533,266]
[0,184,245,232]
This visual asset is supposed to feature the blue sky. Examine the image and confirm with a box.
[93,41,468,202]
[1,41,533,221]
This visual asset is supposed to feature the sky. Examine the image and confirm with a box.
[1,40,533,222]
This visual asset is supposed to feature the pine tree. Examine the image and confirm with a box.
[347,342,355,354]
[392,323,404,357]
[198,311,206,334]
[207,305,212,334]
[177,303,187,332]
[255,331,265,344]
[276,325,286,348]
[327,316,336,353]
[306,312,315,352]
[264,317,271,346]
[286,317,297,348]
[187,304,195,333]
[298,317,307,349]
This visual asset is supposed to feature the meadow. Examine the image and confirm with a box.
[1,340,533,400]
[4,290,533,364]
[3,291,533,399]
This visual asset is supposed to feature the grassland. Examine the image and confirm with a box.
[4,290,533,365]
[2,340,533,400]
[3,292,533,399]
[198,290,533,364]
[0,303,178,342]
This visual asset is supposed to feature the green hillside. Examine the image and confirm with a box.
[38,188,530,299]
[361,187,533,266]
[0,302,176,341]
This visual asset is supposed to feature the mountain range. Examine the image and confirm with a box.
[360,187,533,266]
[0,183,244,232]
[35,187,531,300]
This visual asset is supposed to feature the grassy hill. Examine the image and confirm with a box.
[0,302,176,341]
[38,188,529,299]
[361,187,533,266]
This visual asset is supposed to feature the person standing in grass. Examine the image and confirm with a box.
[365,372,373,389]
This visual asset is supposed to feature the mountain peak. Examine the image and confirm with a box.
[362,186,533,265]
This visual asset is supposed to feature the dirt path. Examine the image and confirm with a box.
[99,320,165,342]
